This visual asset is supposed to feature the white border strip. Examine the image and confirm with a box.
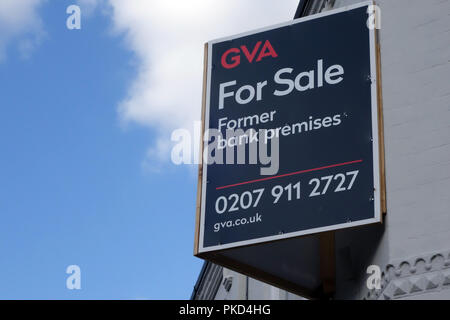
[199,1,380,254]
[207,1,374,45]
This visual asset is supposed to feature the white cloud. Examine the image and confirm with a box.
[106,0,299,167]
[1,0,299,167]
[77,0,103,16]
[1,0,299,171]
[0,0,46,61]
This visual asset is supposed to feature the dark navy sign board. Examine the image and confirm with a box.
[199,3,381,253]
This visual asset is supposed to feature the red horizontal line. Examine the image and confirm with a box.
[215,160,363,190]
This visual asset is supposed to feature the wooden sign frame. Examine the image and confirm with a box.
[194,1,386,298]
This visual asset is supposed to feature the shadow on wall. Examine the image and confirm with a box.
[335,218,387,299]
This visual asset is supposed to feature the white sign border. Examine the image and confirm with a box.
[198,1,381,254]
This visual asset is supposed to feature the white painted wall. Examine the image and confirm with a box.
[376,0,450,259]
[214,268,305,300]
[334,0,450,300]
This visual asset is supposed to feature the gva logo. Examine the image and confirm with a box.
[221,40,278,69]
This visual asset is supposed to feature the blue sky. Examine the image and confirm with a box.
[0,0,298,299]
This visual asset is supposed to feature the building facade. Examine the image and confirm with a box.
[192,0,450,300]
